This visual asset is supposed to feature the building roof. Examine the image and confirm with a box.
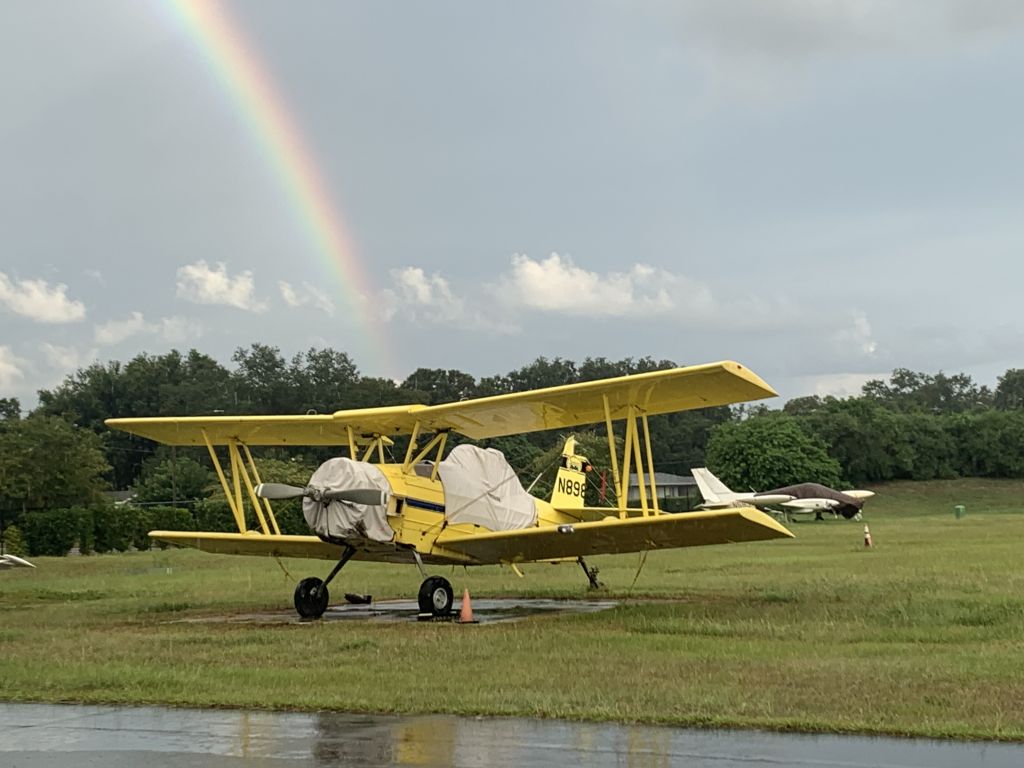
[627,472,695,488]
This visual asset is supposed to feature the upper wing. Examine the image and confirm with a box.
[433,507,793,564]
[106,360,775,445]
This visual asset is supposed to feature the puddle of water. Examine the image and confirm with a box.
[178,597,620,625]
[1,703,1021,768]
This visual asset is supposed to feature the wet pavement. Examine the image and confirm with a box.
[177,597,620,625]
[1,703,1021,767]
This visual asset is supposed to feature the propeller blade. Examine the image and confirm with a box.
[255,482,307,500]
[322,488,388,506]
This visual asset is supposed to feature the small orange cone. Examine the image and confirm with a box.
[459,588,478,624]
[864,524,873,548]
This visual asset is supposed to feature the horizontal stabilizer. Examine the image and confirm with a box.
[0,554,35,569]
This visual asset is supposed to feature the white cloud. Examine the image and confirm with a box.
[40,343,97,372]
[95,311,150,345]
[388,266,466,323]
[495,253,727,321]
[379,266,519,333]
[278,280,336,316]
[176,260,266,312]
[0,346,28,391]
[94,311,204,346]
[833,311,878,357]
[0,272,86,323]
[158,316,204,344]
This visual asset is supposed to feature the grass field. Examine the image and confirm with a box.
[2,478,1023,740]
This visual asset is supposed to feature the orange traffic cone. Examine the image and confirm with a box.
[864,524,873,548]
[459,588,478,624]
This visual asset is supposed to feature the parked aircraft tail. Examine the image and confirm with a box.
[691,467,737,505]
[550,436,591,509]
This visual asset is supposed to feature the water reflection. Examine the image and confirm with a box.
[1,703,1021,767]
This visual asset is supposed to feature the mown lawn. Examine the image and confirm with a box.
[2,478,1023,740]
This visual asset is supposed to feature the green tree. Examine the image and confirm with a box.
[133,456,213,506]
[35,351,233,488]
[1,524,26,556]
[951,410,1024,477]
[92,502,138,552]
[401,368,478,404]
[0,415,110,527]
[862,368,991,413]
[231,343,295,414]
[0,397,20,420]
[994,369,1024,410]
[506,357,579,392]
[291,347,360,413]
[21,507,86,556]
[797,398,913,483]
[706,415,841,490]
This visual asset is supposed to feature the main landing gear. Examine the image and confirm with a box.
[418,575,454,615]
[292,546,455,620]
[578,556,604,590]
[294,544,357,619]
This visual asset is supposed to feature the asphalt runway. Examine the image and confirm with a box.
[1,703,1021,768]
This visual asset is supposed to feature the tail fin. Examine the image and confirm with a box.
[550,436,591,509]
[691,467,736,505]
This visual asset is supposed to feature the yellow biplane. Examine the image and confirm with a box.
[106,360,793,619]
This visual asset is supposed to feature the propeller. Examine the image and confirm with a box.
[255,483,387,506]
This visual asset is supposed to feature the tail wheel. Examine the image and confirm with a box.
[294,577,330,619]
[417,576,454,616]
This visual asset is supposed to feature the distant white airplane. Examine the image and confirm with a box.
[0,554,35,570]
[692,468,874,520]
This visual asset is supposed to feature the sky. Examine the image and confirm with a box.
[2,1,1023,409]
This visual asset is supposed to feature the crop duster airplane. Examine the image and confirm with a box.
[107,361,793,620]
[692,467,875,520]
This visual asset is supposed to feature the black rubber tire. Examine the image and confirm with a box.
[417,576,454,616]
[294,577,329,619]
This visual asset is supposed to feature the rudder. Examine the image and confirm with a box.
[691,467,736,505]
[551,436,591,509]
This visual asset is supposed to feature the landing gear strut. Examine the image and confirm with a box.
[578,556,604,590]
[294,545,356,619]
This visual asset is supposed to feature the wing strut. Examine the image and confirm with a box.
[602,388,662,518]
[200,429,282,535]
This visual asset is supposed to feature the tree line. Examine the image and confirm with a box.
[1,345,1022,555]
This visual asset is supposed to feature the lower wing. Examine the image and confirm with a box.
[147,531,470,565]
[433,507,793,564]
[150,531,342,560]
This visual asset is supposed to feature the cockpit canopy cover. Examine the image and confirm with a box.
[303,458,395,543]
[439,445,537,531]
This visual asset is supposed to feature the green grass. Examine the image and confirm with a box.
[2,478,1024,740]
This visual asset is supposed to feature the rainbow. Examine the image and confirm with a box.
[162,0,394,376]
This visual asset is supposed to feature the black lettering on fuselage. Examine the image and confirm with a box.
[557,475,585,497]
